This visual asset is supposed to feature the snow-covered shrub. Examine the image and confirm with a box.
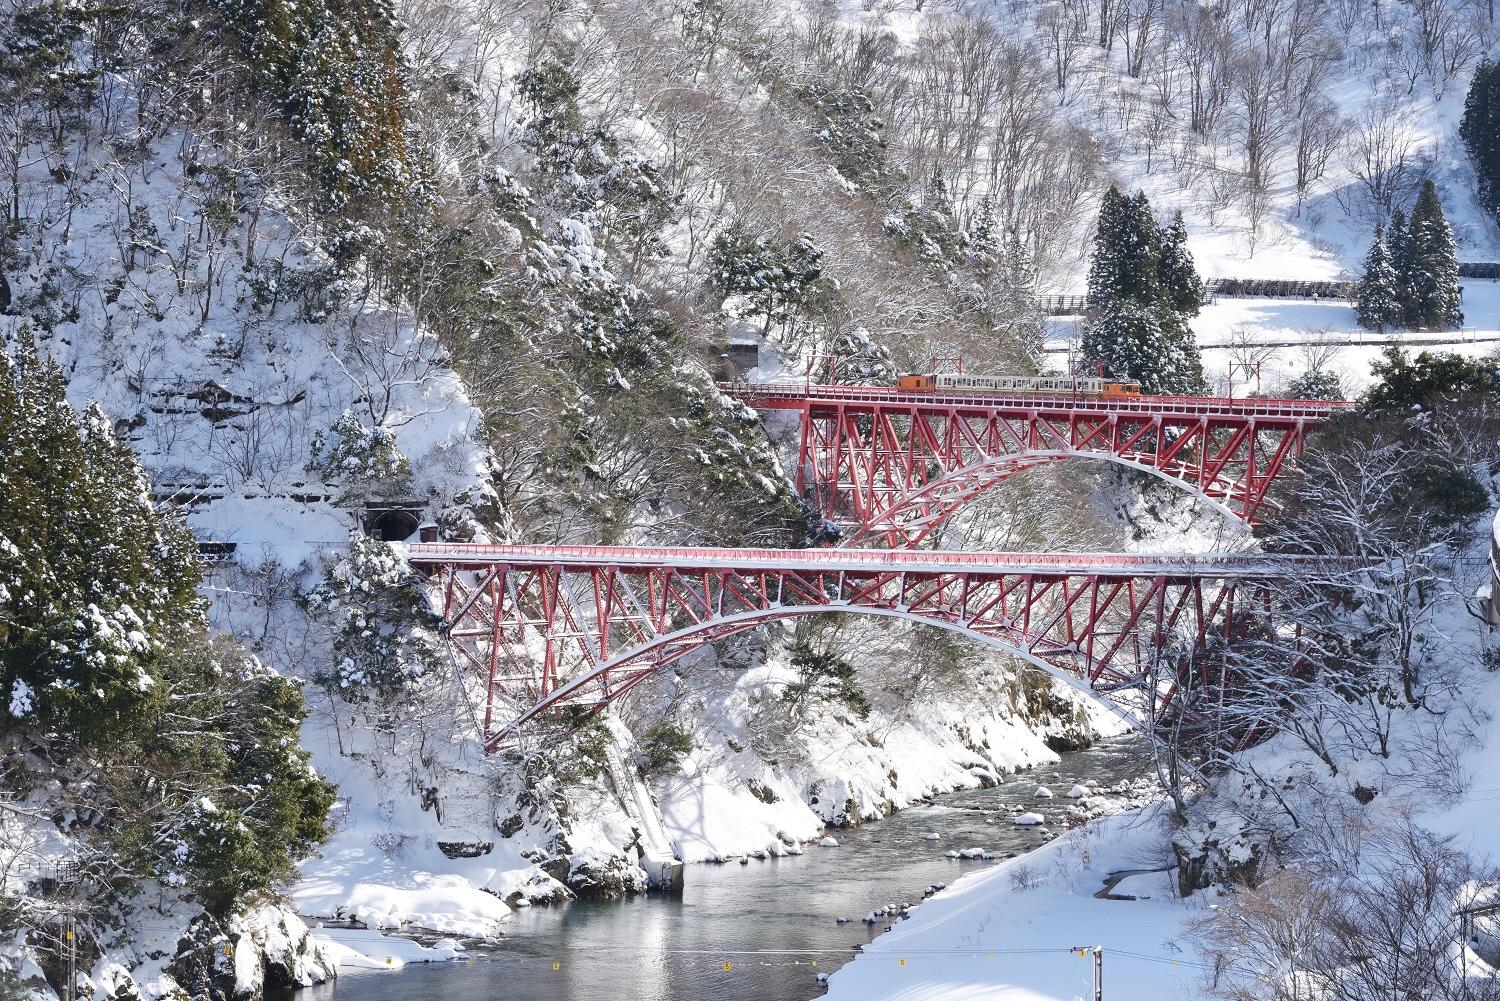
[1284,368,1345,401]
[782,646,870,720]
[305,536,441,702]
[638,721,694,777]
[308,411,412,499]
[794,81,889,186]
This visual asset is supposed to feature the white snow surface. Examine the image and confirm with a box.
[310,927,464,970]
[822,809,1200,1001]
[1048,281,1500,398]
[829,501,1500,1001]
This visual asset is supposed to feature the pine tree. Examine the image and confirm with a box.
[1461,60,1500,222]
[1083,189,1206,392]
[1387,207,1412,321]
[1156,211,1207,317]
[967,194,1002,265]
[1081,300,1175,395]
[1403,181,1463,330]
[1086,187,1163,310]
[1356,223,1403,331]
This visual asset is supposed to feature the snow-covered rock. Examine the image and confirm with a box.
[1012,813,1046,826]
[1033,787,1054,799]
[818,836,840,848]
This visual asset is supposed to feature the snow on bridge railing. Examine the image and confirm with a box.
[407,543,1354,579]
[718,381,1353,420]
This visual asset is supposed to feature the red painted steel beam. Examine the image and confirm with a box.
[411,544,1339,752]
[720,382,1351,544]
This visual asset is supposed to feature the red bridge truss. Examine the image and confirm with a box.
[411,543,1328,752]
[721,382,1351,547]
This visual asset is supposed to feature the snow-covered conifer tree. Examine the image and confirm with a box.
[1356,223,1403,331]
[1157,211,1207,317]
[1081,301,1176,394]
[1461,60,1500,222]
[1403,181,1463,330]
[967,194,1002,265]
[1083,190,1205,392]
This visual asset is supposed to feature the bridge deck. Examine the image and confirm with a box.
[722,381,1351,420]
[408,543,1335,578]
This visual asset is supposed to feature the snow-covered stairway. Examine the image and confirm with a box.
[605,743,684,890]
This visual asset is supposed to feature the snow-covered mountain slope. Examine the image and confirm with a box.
[827,496,1500,1001]
[0,0,1136,978]
[826,0,1500,280]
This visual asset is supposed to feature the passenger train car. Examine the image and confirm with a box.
[895,373,1143,397]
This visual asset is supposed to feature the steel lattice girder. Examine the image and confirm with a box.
[411,545,1322,752]
[722,383,1349,546]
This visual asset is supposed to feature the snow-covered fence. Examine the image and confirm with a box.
[1038,295,1090,315]
[1207,278,1357,300]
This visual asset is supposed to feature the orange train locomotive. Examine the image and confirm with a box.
[895,373,1143,397]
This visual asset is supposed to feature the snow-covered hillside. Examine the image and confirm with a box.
[6,0,1500,998]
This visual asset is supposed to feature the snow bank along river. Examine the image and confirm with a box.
[283,738,1146,1001]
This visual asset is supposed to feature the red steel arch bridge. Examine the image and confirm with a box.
[722,382,1351,547]
[411,543,1333,752]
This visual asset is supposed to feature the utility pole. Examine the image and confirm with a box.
[1072,945,1103,999]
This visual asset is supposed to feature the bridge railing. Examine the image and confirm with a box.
[722,381,1353,419]
[408,542,1351,577]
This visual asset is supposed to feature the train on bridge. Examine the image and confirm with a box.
[895,372,1143,397]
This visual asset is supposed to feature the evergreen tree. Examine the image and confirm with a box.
[1387,207,1412,319]
[1461,60,1500,222]
[707,224,836,335]
[1156,211,1207,317]
[926,169,956,222]
[305,535,442,703]
[1363,347,1500,412]
[967,194,1002,264]
[1,332,201,742]
[1081,300,1178,395]
[0,339,333,914]
[1083,189,1206,393]
[1403,181,1463,330]
[1086,187,1162,311]
[1355,223,1403,331]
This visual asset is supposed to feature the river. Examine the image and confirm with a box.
[291,737,1146,1001]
